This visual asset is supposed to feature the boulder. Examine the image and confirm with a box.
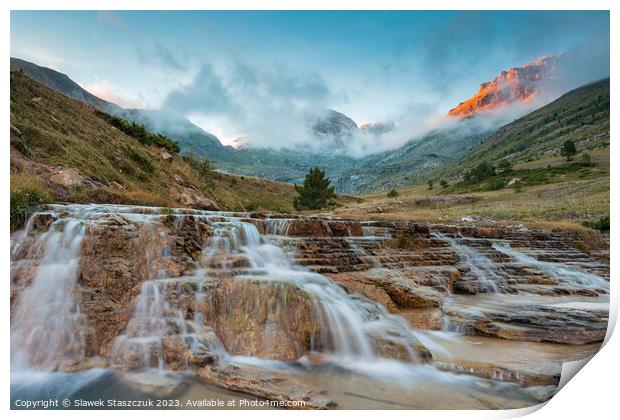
[49,167,84,187]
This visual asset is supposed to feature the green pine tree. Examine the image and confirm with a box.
[293,167,336,210]
[561,140,577,161]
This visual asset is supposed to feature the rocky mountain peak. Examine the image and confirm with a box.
[448,54,562,118]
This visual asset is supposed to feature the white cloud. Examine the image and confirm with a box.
[81,77,148,109]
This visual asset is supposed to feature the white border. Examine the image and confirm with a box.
[2,2,617,420]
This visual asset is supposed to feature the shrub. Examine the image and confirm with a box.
[464,161,496,183]
[97,111,180,154]
[483,178,507,191]
[512,181,525,193]
[427,180,434,190]
[497,159,513,174]
[581,152,593,166]
[293,167,336,210]
[123,144,155,173]
[583,215,610,232]
[245,201,259,211]
[387,189,399,198]
[184,155,215,185]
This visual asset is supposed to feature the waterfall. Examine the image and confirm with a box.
[201,220,426,363]
[11,218,89,371]
[493,243,609,291]
[432,232,503,293]
[110,276,225,370]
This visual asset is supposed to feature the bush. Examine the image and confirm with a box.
[245,201,259,211]
[293,167,336,210]
[97,111,180,154]
[427,180,434,190]
[123,144,155,173]
[583,215,610,232]
[387,189,399,198]
[184,155,215,185]
[464,161,496,183]
[439,179,449,189]
[512,181,526,193]
[483,178,507,191]
[581,152,593,166]
[497,159,513,174]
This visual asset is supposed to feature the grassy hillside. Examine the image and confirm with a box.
[10,71,298,229]
[428,79,610,183]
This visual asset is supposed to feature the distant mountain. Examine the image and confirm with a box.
[331,123,492,193]
[433,78,609,180]
[448,55,562,118]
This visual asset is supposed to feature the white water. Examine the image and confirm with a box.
[11,218,88,370]
[433,232,503,293]
[202,220,427,363]
[493,243,609,292]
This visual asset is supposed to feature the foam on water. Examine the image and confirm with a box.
[493,243,609,291]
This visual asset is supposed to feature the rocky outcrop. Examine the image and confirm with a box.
[201,277,321,361]
[448,54,561,118]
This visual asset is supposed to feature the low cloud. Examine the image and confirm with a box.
[162,60,332,148]
[82,77,148,109]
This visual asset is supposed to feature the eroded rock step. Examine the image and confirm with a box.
[9,204,610,408]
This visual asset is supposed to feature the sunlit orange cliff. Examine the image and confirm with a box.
[448,54,561,118]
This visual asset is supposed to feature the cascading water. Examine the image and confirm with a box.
[10,204,608,408]
[492,243,609,292]
[11,218,90,371]
[202,220,427,364]
[432,232,503,293]
[110,275,225,370]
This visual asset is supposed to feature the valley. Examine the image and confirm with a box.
[8,41,610,411]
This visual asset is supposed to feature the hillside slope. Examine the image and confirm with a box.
[430,79,610,181]
[10,71,297,229]
[10,57,237,162]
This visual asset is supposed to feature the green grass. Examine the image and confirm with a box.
[10,173,53,231]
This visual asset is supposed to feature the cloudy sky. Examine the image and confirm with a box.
[11,11,609,147]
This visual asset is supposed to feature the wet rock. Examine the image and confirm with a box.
[444,296,608,345]
[120,371,190,398]
[327,221,364,237]
[201,277,321,360]
[199,363,338,409]
[285,219,333,237]
[399,308,444,330]
[329,269,445,310]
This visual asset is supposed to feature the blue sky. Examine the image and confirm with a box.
[11,10,610,146]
